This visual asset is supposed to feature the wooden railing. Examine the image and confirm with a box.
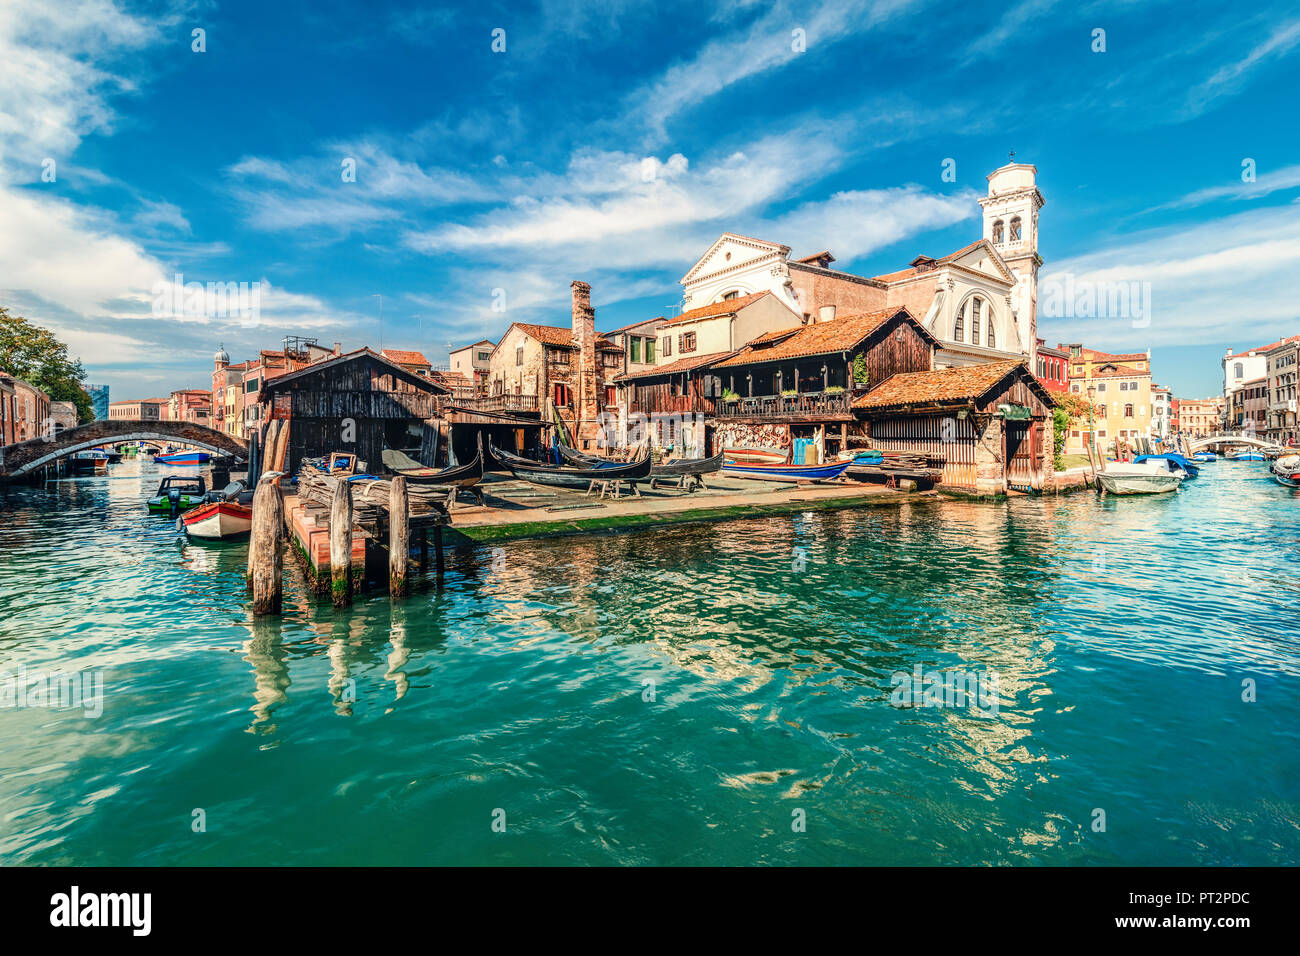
[440,393,541,414]
[715,390,851,419]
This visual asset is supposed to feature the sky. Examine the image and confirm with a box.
[2,0,1299,401]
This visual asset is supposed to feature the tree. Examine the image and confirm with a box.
[852,353,868,389]
[1052,391,1100,468]
[0,306,94,423]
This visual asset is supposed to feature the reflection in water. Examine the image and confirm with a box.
[0,459,1296,865]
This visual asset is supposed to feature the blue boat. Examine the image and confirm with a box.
[155,451,211,465]
[720,457,854,482]
[1191,451,1217,462]
[1133,453,1200,478]
[1228,451,1265,462]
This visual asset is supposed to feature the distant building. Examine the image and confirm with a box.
[382,349,434,378]
[168,389,212,425]
[1231,377,1268,434]
[448,340,494,389]
[86,383,110,421]
[1177,397,1224,438]
[1151,385,1172,439]
[108,398,167,421]
[1262,335,1300,443]
[1061,345,1153,453]
[1034,339,1069,393]
[0,376,18,445]
[602,318,667,385]
[49,401,78,432]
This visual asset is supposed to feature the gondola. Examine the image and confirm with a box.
[488,442,550,470]
[382,438,484,490]
[557,442,724,480]
[555,443,621,469]
[493,442,653,488]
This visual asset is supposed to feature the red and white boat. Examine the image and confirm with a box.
[722,447,787,464]
[180,500,253,539]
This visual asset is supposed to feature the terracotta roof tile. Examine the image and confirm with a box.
[666,291,771,326]
[510,322,622,351]
[715,307,931,368]
[381,348,433,366]
[614,350,736,382]
[852,360,1028,410]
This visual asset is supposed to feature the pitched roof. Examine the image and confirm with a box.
[602,317,668,336]
[449,340,495,351]
[852,360,1036,410]
[1079,347,1148,363]
[1089,364,1148,378]
[381,348,433,366]
[614,350,736,382]
[666,291,771,326]
[714,307,935,368]
[870,240,999,284]
[261,348,449,394]
[508,322,622,351]
[1237,333,1300,355]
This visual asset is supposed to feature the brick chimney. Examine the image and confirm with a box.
[571,280,599,426]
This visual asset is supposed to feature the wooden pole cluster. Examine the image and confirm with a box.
[247,477,284,616]
[330,478,354,608]
[389,476,409,597]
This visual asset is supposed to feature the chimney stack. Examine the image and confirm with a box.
[818,305,836,324]
[571,280,598,427]
[333,342,342,356]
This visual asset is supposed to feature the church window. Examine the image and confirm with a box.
[722,290,739,300]
[1009,216,1022,241]
[992,220,1004,244]
[987,318,995,349]
[971,298,981,345]
[953,307,964,342]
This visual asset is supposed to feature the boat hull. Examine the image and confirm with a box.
[1271,456,1300,487]
[156,452,211,465]
[1097,473,1181,494]
[720,459,853,482]
[722,447,787,464]
[181,501,253,539]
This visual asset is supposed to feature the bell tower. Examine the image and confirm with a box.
[979,159,1044,364]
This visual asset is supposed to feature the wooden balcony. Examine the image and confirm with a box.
[715,390,852,420]
[439,393,541,415]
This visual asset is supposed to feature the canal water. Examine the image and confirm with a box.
[1,457,1296,865]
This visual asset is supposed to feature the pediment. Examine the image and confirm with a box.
[681,233,790,286]
[944,239,1016,285]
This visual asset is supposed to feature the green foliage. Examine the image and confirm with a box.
[824,385,845,395]
[1052,407,1070,470]
[852,353,868,387]
[721,388,739,401]
[0,305,94,423]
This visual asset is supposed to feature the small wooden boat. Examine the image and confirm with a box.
[156,450,211,465]
[721,457,853,482]
[722,447,787,464]
[93,446,122,463]
[1270,455,1300,487]
[492,442,652,488]
[69,450,112,474]
[1097,461,1183,495]
[650,452,726,479]
[382,440,484,489]
[180,499,253,539]
[147,475,207,512]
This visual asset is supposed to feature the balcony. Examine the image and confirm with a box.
[441,393,540,415]
[715,390,852,420]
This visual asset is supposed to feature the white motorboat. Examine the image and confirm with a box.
[1271,455,1300,488]
[1097,460,1185,495]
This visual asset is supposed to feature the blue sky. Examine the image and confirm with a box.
[3,0,1299,400]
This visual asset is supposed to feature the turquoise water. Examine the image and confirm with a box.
[1,458,1297,865]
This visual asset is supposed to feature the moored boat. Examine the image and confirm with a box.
[156,451,211,465]
[1270,455,1300,488]
[147,475,207,512]
[491,442,652,488]
[720,457,853,483]
[1191,451,1217,462]
[382,440,485,490]
[180,499,253,539]
[1227,450,1265,461]
[1097,461,1183,495]
[722,447,787,464]
[1133,453,1200,478]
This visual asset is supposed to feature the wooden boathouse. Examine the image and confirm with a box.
[852,360,1056,494]
[258,349,448,475]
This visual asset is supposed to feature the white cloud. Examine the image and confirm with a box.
[1148,164,1300,212]
[1041,203,1300,348]
[1185,17,1300,115]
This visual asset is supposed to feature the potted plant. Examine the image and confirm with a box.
[824,385,845,395]
[721,388,739,402]
[780,388,798,398]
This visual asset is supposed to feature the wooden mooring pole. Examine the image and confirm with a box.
[330,478,354,608]
[247,477,284,616]
[389,476,409,597]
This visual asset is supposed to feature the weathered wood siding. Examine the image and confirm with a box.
[858,315,934,388]
[869,414,977,488]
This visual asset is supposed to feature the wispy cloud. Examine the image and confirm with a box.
[1148,164,1300,212]
[1184,17,1300,116]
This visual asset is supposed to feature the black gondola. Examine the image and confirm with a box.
[491,442,652,488]
[557,442,724,479]
[382,436,485,489]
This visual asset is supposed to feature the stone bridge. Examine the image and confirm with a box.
[1185,432,1286,452]
[0,419,247,478]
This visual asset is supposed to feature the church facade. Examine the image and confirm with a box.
[677,161,1045,371]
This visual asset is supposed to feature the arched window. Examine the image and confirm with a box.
[1009,216,1022,241]
[953,304,964,342]
[987,318,995,349]
[1124,403,1134,418]
[992,220,1004,244]
[971,297,981,345]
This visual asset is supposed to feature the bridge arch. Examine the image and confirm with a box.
[1185,433,1284,452]
[0,420,246,478]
